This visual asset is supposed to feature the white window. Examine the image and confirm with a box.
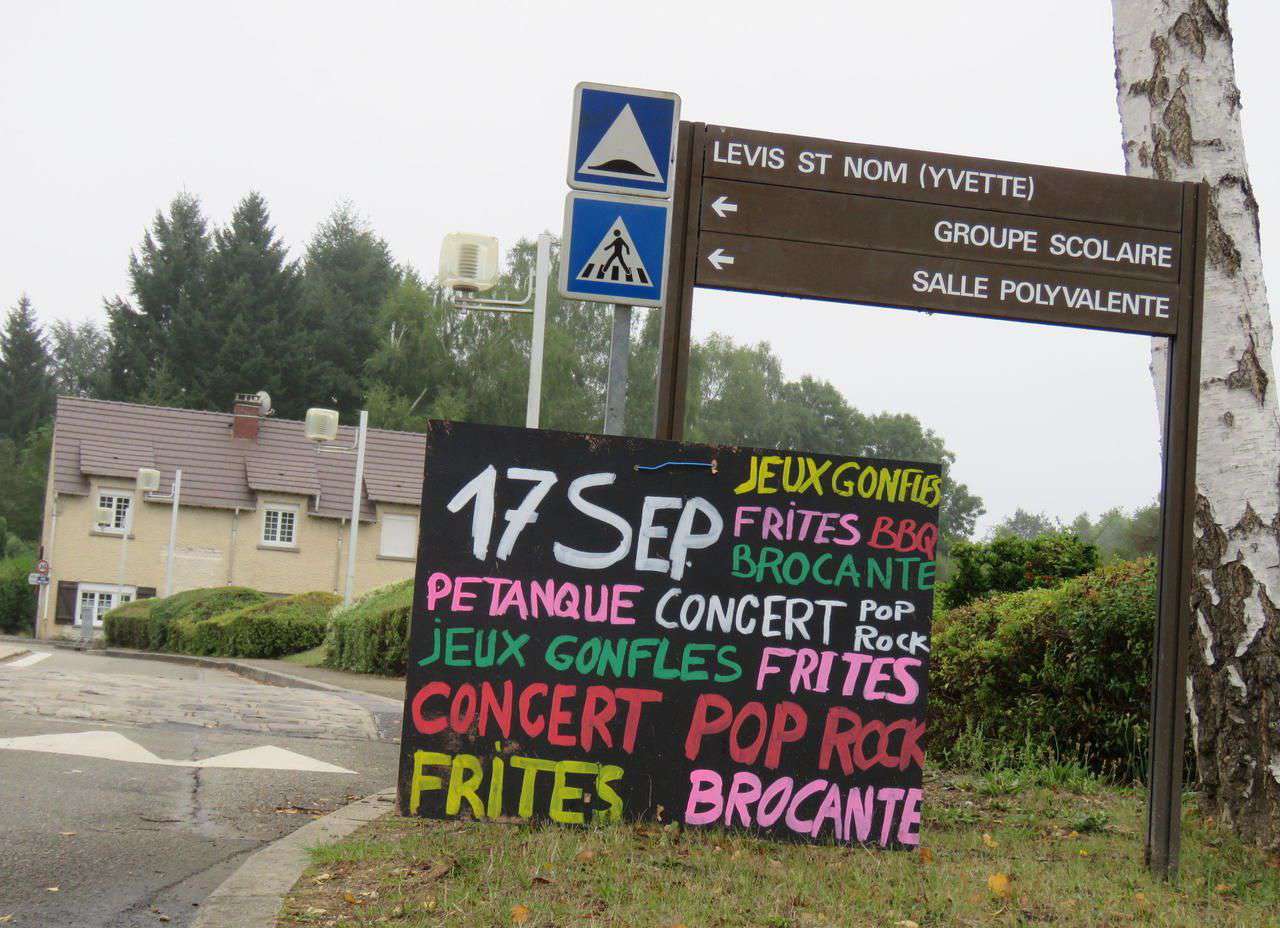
[262,505,298,547]
[76,584,135,628]
[96,491,132,534]
[380,513,418,559]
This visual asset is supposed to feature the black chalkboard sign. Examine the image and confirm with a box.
[397,421,940,849]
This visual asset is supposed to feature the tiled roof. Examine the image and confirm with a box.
[53,396,426,521]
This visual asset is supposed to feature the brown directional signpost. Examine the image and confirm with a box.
[653,120,1206,877]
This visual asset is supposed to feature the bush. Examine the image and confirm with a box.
[104,587,268,649]
[101,597,156,647]
[325,580,413,675]
[169,592,340,658]
[0,555,37,634]
[929,558,1155,781]
[941,530,1099,609]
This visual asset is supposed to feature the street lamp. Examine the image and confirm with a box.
[439,231,552,428]
[307,407,368,607]
[141,467,182,596]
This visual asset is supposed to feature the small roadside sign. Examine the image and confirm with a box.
[28,573,49,586]
[560,191,671,306]
[567,82,680,198]
[35,559,50,575]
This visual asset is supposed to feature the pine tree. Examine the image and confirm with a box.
[298,205,399,412]
[0,295,54,440]
[199,192,301,414]
[105,193,210,403]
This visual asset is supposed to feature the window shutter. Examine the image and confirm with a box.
[137,587,157,600]
[55,581,77,624]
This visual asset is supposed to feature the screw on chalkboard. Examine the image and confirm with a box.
[633,458,717,474]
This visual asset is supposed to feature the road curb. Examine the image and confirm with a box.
[192,788,396,928]
[98,648,400,704]
[0,646,31,664]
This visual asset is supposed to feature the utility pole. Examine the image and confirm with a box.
[603,304,632,435]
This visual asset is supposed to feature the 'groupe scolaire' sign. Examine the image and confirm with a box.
[397,421,940,849]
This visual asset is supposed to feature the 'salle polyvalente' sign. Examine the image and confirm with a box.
[398,421,940,848]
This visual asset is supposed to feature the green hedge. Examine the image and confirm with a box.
[104,587,268,650]
[0,555,37,634]
[929,558,1156,780]
[324,580,413,675]
[169,592,340,658]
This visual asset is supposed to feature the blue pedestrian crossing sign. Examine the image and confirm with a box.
[560,192,671,307]
[567,82,681,198]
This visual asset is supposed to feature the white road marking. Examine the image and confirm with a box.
[1,651,52,669]
[0,730,356,774]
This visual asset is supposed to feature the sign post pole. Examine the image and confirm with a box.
[654,121,702,441]
[602,304,632,435]
[1145,181,1206,877]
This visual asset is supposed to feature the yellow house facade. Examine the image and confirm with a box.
[37,395,426,639]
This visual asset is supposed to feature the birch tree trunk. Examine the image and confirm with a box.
[1113,0,1280,851]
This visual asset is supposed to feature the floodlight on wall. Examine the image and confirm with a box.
[439,233,500,293]
[305,408,341,443]
[136,468,161,492]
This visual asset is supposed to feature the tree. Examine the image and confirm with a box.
[105,193,210,403]
[0,295,54,440]
[49,319,109,398]
[1070,501,1161,561]
[0,425,51,542]
[299,204,400,413]
[991,508,1059,541]
[1113,0,1280,849]
[198,192,302,414]
[941,531,1100,609]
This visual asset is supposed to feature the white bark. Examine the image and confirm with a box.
[1114,0,1280,850]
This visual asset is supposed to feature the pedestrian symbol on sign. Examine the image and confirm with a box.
[576,219,652,286]
[559,192,670,307]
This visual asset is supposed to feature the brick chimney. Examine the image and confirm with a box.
[232,393,262,440]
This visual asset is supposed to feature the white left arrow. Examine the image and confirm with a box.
[0,730,356,773]
[707,248,735,271]
[710,195,738,219]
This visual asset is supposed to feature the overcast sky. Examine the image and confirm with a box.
[4,1,1277,533]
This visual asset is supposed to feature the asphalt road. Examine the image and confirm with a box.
[0,646,401,928]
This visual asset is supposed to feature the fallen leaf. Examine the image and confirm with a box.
[511,903,531,924]
[575,849,596,863]
[982,832,999,849]
[894,921,921,928]
[532,875,554,885]
[987,873,1012,898]
[1134,892,1149,905]
[918,847,935,864]
[313,872,333,884]
[59,831,76,837]
[422,896,438,911]
[158,916,171,924]
[1079,849,1089,858]
[47,886,60,893]
[0,916,13,924]
[344,891,365,906]
[304,908,328,917]
[1215,883,1232,893]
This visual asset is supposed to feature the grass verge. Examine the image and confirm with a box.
[277,771,1280,927]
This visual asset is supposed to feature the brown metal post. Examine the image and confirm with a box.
[654,121,704,440]
[1145,181,1206,877]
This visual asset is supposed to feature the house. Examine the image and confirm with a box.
[36,394,427,639]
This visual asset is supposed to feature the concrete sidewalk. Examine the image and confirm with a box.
[0,641,31,663]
